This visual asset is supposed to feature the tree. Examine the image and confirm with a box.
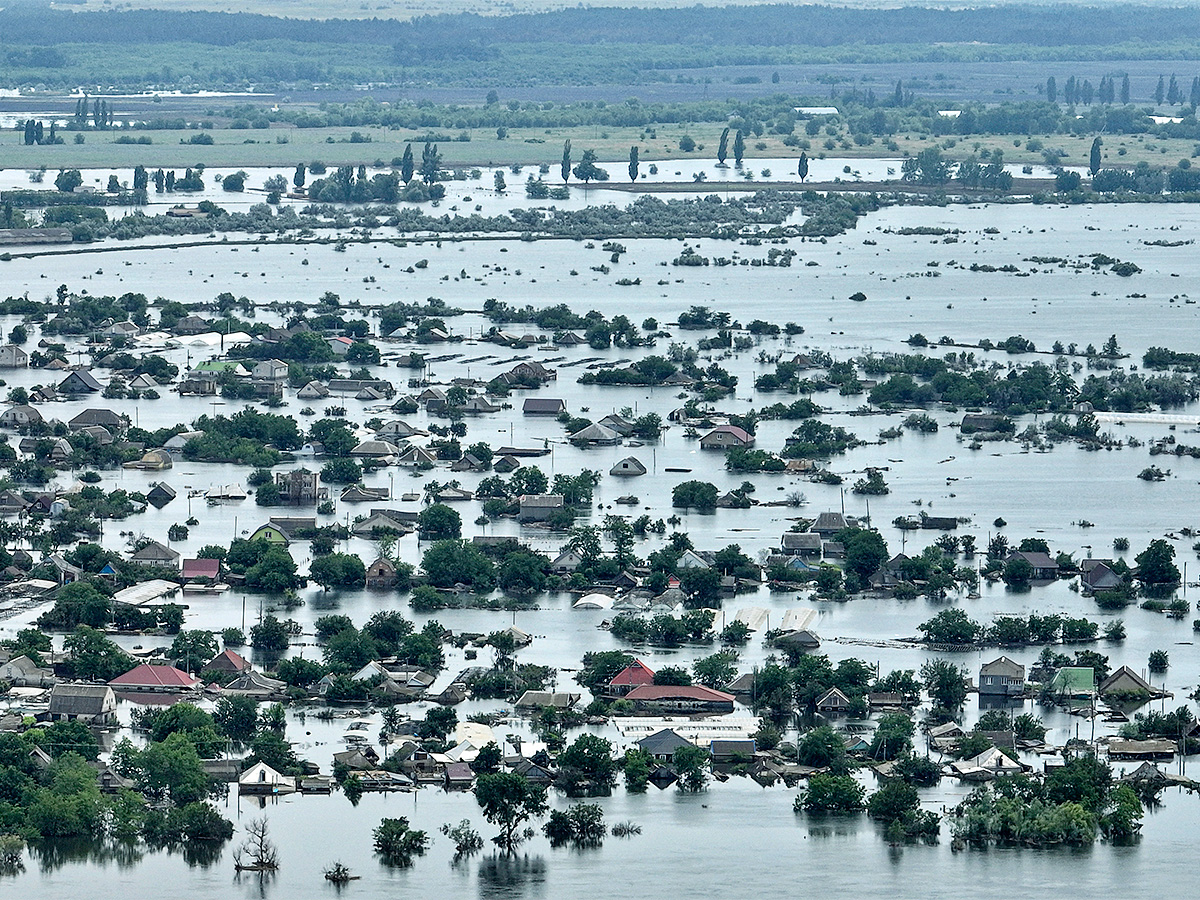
[474,772,548,847]
[471,742,503,775]
[575,650,634,694]
[672,744,709,792]
[1056,169,1082,192]
[917,608,980,645]
[732,129,745,167]
[796,725,849,773]
[233,817,278,871]
[419,142,441,184]
[1089,137,1102,177]
[1121,74,1131,104]
[869,714,914,761]
[798,151,809,182]
[373,817,428,866]
[692,650,738,688]
[1135,539,1179,586]
[920,660,967,711]
[561,139,571,183]
[399,145,414,183]
[622,748,652,792]
[417,706,457,744]
[716,127,730,165]
[250,614,290,652]
[672,480,718,510]
[1156,75,1166,105]
[799,773,865,813]
[421,540,495,590]
[34,720,100,760]
[136,732,208,804]
[867,781,919,824]
[244,547,298,592]
[679,567,721,607]
[628,145,639,183]
[214,695,259,743]
[55,169,83,193]
[1046,75,1057,103]
[63,626,131,681]
[418,503,461,540]
[170,630,218,674]
[1001,555,1033,588]
[556,734,617,792]
[572,149,609,184]
[901,147,952,184]
[309,553,366,591]
[543,803,605,847]
[839,527,889,582]
[498,550,548,596]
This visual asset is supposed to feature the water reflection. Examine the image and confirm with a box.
[179,840,225,868]
[477,852,546,899]
[30,836,143,873]
[234,867,276,899]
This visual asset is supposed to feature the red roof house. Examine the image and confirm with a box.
[109,664,201,692]
[609,660,656,696]
[182,558,221,581]
[624,684,736,714]
[205,649,250,674]
[699,425,755,450]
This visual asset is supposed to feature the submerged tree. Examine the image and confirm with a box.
[233,817,279,872]
[475,772,548,848]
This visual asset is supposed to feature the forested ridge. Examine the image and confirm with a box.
[3,4,1200,52]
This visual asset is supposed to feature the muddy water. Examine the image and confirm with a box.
[1,192,1199,896]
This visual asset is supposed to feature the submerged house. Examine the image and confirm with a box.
[518,494,564,522]
[699,425,754,450]
[1049,667,1095,700]
[129,540,181,570]
[815,686,854,714]
[610,456,647,477]
[608,660,655,696]
[1006,550,1059,581]
[239,762,294,795]
[979,656,1026,697]
[624,685,736,714]
[47,684,116,724]
[1098,666,1157,698]
[109,664,201,693]
[636,728,693,761]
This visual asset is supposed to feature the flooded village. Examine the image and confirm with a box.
[0,185,1197,897]
[1,21,1200,896]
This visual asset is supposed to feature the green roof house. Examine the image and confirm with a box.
[1049,667,1095,699]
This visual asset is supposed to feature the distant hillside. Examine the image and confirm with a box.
[3,4,1200,50]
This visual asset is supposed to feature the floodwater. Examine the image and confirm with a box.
[1,179,1200,895]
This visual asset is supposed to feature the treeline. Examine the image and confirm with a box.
[9,6,1200,92]
[6,6,1200,52]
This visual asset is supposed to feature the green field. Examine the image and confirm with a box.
[1,120,1194,173]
